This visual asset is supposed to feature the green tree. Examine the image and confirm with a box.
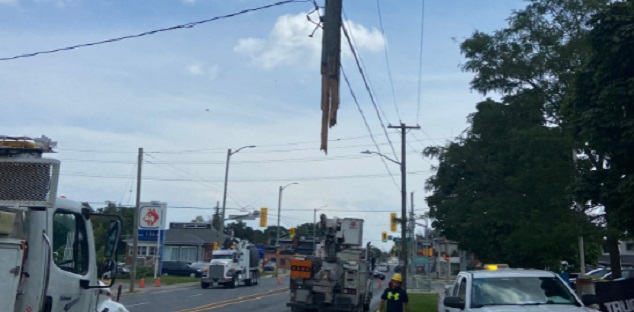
[460,0,608,120]
[425,93,597,268]
[564,0,634,278]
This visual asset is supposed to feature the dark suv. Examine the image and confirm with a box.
[161,261,202,277]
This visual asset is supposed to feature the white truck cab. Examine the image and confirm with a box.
[201,239,260,289]
[439,269,599,312]
[0,136,124,312]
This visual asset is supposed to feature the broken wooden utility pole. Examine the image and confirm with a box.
[320,0,343,154]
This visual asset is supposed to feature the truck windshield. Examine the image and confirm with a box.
[213,255,233,259]
[471,276,577,307]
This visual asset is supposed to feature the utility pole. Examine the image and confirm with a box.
[410,191,416,286]
[275,182,298,278]
[220,146,255,235]
[319,0,343,153]
[130,147,143,292]
[388,123,420,289]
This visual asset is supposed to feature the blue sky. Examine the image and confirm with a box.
[0,0,525,249]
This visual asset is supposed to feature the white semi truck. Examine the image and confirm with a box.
[0,135,126,312]
[201,238,261,288]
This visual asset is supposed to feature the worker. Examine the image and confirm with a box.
[377,273,409,312]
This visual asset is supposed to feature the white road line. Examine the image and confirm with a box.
[188,294,203,297]
[127,302,149,307]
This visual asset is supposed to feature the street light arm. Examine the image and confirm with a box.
[281,182,299,190]
[231,145,256,155]
[361,150,400,165]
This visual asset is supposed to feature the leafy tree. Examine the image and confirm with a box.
[460,0,608,121]
[564,0,634,277]
[425,93,598,268]
[191,215,205,223]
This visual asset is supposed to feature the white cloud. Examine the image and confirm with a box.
[187,63,221,80]
[234,12,385,70]
[181,0,196,4]
[0,0,18,5]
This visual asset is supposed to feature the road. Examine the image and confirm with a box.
[119,275,388,312]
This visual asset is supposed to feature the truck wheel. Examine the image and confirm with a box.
[254,272,259,285]
[201,282,210,289]
[230,276,238,288]
[245,275,253,286]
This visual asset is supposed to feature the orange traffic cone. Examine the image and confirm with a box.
[155,277,161,287]
[139,278,145,288]
[277,276,282,285]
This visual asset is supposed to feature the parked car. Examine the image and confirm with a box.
[102,263,132,279]
[393,265,402,273]
[602,268,634,281]
[263,261,277,272]
[372,270,386,280]
[377,264,389,272]
[587,267,611,279]
[162,261,203,277]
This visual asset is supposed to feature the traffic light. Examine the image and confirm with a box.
[289,227,296,238]
[259,207,268,227]
[390,213,397,232]
[213,242,219,250]
[381,231,388,243]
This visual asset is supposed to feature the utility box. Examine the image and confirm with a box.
[340,218,363,246]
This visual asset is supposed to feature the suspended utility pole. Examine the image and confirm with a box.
[130,147,143,292]
[319,0,343,153]
[388,123,420,289]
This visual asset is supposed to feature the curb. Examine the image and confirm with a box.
[116,282,200,296]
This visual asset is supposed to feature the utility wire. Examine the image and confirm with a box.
[0,0,310,61]
[145,153,251,208]
[119,161,137,205]
[342,9,392,127]
[416,0,426,125]
[375,0,401,122]
[342,23,399,162]
[341,65,400,191]
[60,170,430,182]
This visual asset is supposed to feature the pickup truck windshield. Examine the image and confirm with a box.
[472,276,576,306]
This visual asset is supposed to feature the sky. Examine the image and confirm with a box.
[0,0,526,250]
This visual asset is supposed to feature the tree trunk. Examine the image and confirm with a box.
[606,235,622,279]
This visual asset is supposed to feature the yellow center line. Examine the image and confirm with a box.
[176,288,288,312]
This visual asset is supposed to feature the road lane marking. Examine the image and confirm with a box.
[127,302,149,307]
[188,294,203,297]
[177,288,287,312]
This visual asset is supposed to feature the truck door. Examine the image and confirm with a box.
[47,210,97,312]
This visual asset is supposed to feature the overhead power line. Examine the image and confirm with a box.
[416,0,427,125]
[374,0,401,122]
[341,23,399,162]
[0,0,310,61]
[341,66,400,191]
[60,170,430,183]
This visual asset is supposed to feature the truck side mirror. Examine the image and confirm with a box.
[444,296,465,310]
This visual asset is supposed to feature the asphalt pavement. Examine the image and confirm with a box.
[117,272,446,312]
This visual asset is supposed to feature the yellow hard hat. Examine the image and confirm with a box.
[392,273,402,282]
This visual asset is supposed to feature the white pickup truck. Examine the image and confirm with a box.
[439,269,599,312]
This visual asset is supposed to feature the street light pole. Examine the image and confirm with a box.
[275,182,298,278]
[313,205,327,255]
[220,145,255,235]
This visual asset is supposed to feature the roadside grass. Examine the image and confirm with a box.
[379,293,438,312]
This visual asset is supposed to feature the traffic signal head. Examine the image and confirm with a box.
[259,207,268,227]
[289,227,296,237]
[381,231,388,242]
[213,242,219,250]
[390,213,397,232]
